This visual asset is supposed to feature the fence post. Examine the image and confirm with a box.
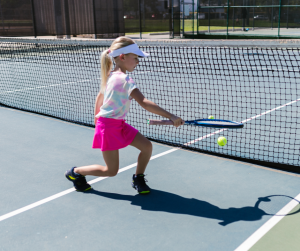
[182,0,184,37]
[278,0,282,38]
[63,0,70,39]
[139,0,142,39]
[172,0,180,37]
[271,0,274,30]
[208,0,210,33]
[170,0,174,38]
[197,0,199,35]
[253,0,255,31]
[226,0,229,38]
[53,0,63,38]
[30,0,37,37]
[193,0,195,38]
[232,0,235,31]
[0,2,4,34]
[92,0,97,39]
[286,0,289,29]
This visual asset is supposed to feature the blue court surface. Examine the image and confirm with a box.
[1,106,300,251]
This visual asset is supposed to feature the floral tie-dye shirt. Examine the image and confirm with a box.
[95,72,137,119]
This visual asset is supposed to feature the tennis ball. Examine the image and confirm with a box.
[217,136,227,147]
[208,115,214,119]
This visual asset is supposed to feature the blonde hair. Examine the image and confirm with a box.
[100,37,135,93]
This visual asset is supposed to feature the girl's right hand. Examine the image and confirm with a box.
[170,115,184,128]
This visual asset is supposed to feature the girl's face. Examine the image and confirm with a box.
[123,53,139,72]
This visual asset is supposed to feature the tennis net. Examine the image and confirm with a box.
[1,38,300,172]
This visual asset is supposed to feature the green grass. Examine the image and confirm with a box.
[125,31,169,35]
[183,20,228,32]
[183,19,300,32]
[123,18,299,35]
[125,19,169,31]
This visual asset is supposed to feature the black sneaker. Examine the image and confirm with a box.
[65,167,92,192]
[132,174,151,194]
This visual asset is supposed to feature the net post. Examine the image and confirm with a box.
[30,0,37,38]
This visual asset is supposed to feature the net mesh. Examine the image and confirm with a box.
[0,38,300,171]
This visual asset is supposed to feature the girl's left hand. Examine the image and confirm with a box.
[170,115,184,128]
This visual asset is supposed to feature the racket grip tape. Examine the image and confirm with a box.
[147,119,173,125]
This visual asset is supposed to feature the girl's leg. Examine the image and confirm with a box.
[130,132,153,175]
[74,150,119,177]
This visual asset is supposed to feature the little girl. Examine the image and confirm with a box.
[65,37,184,194]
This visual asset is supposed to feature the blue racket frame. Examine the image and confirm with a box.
[185,119,244,129]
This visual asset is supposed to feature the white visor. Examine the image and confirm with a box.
[109,44,149,58]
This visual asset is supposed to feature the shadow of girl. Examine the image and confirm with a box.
[86,189,275,226]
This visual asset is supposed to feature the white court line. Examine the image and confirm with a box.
[0,98,299,224]
[235,192,300,251]
[0,78,100,95]
[241,98,300,124]
[0,149,177,223]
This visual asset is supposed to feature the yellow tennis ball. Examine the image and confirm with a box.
[208,115,214,119]
[217,136,227,147]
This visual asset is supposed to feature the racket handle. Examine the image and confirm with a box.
[147,119,173,125]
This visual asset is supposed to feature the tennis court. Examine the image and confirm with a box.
[1,38,300,250]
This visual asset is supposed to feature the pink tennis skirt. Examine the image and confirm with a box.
[92,117,138,151]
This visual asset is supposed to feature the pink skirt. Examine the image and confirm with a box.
[92,117,138,151]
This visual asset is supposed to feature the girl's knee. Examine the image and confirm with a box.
[105,167,119,177]
[108,170,118,177]
[144,140,153,153]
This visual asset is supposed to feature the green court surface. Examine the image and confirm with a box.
[250,204,300,251]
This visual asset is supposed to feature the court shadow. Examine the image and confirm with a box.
[85,189,296,226]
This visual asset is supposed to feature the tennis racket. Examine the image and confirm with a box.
[147,119,244,129]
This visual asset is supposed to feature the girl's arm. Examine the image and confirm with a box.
[130,89,184,127]
[94,92,104,125]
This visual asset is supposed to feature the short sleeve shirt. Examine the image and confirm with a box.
[95,72,137,119]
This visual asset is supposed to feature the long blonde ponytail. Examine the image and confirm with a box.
[100,49,113,94]
[100,37,135,94]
